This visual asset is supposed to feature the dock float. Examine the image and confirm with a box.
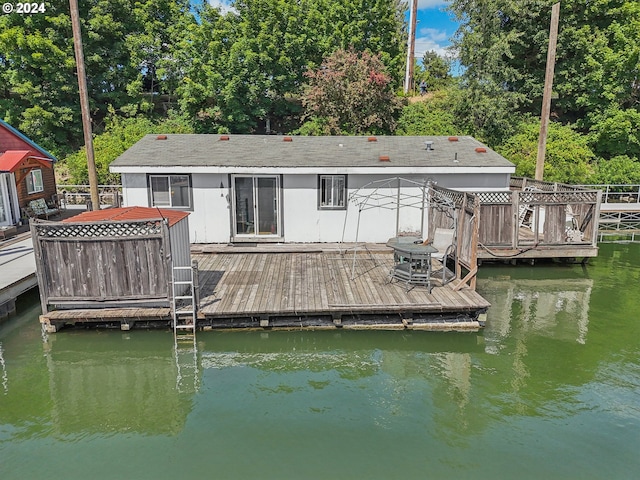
[0,235,36,321]
[39,247,490,332]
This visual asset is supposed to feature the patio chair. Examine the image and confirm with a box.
[425,228,455,286]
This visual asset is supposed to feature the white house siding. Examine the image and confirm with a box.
[121,172,231,243]
[120,171,510,244]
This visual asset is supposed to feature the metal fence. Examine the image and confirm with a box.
[576,184,640,204]
[56,184,123,209]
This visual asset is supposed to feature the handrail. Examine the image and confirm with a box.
[56,184,123,207]
[576,184,640,204]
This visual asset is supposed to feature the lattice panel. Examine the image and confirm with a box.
[477,191,512,204]
[519,191,598,204]
[431,185,464,207]
[35,220,165,239]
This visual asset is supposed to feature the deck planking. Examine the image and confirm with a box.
[39,248,491,332]
[194,250,490,329]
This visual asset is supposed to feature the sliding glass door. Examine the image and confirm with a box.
[0,173,17,226]
[233,176,280,237]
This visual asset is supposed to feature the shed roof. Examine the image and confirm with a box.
[63,206,189,227]
[110,135,514,172]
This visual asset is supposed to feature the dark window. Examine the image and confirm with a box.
[26,169,44,194]
[149,174,191,208]
[318,175,347,210]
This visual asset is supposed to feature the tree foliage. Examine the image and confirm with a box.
[497,119,596,183]
[300,48,404,135]
[0,0,193,156]
[396,88,460,136]
[177,0,407,134]
[448,0,640,153]
[419,50,452,91]
[64,113,193,185]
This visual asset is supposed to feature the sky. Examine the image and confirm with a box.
[206,0,460,62]
[412,0,459,59]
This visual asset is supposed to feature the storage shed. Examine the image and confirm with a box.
[32,206,191,317]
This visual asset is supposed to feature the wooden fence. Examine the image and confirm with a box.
[427,185,480,289]
[31,219,172,314]
[476,177,601,255]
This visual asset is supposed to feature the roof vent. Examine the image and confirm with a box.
[379,155,390,162]
[475,147,487,153]
[156,135,167,140]
[367,136,377,142]
[448,136,459,142]
[283,136,293,142]
[219,135,230,141]
[424,141,434,150]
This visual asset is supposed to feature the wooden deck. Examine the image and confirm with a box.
[193,249,490,330]
[39,246,491,332]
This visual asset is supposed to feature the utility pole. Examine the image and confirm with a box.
[535,2,561,181]
[69,0,100,210]
[404,0,418,94]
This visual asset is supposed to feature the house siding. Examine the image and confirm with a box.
[16,162,57,209]
[119,171,510,243]
[0,126,35,152]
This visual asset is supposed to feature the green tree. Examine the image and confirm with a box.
[449,0,640,139]
[497,119,596,183]
[64,113,193,185]
[299,48,404,135]
[0,2,78,156]
[448,0,528,144]
[419,50,452,91]
[396,88,460,135]
[176,0,407,134]
[0,0,194,154]
[592,155,640,185]
[589,108,640,160]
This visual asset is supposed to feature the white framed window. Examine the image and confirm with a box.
[318,175,347,210]
[26,169,44,194]
[148,174,192,208]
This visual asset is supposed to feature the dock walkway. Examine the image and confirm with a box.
[0,234,36,319]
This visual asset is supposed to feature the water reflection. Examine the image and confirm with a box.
[41,331,196,436]
[480,275,593,352]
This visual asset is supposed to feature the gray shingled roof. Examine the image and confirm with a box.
[110,134,514,169]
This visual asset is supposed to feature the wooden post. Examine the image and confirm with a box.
[69,0,100,211]
[404,0,418,94]
[535,2,561,181]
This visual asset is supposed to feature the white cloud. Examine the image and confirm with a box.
[418,27,447,42]
[417,0,447,9]
[208,0,236,15]
[414,35,449,58]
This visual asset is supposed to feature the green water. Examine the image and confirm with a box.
[1,244,639,479]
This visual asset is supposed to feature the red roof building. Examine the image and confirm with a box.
[0,120,58,226]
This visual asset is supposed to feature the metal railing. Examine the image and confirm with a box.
[576,184,640,204]
[56,184,122,209]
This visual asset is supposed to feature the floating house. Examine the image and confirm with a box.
[0,119,58,227]
[110,135,515,244]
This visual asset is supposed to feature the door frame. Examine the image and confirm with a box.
[0,173,20,227]
[230,174,283,242]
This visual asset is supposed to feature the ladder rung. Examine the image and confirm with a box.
[174,281,193,285]
[175,296,194,300]
[175,325,195,330]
